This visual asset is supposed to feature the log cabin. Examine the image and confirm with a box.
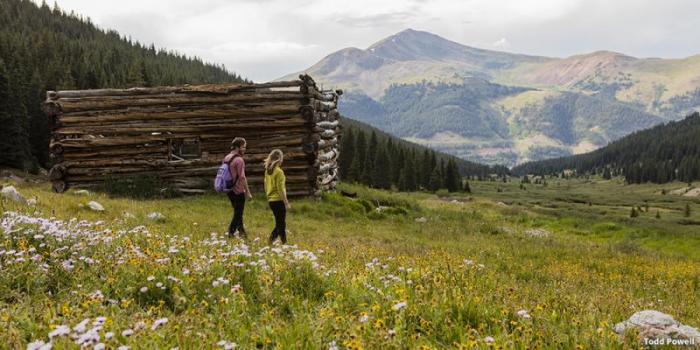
[44,75,341,196]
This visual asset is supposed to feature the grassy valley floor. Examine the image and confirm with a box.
[1,177,699,349]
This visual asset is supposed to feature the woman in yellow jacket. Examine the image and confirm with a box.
[264,149,291,244]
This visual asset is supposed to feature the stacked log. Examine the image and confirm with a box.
[44,74,342,196]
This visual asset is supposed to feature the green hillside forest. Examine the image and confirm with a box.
[0,0,247,172]
[513,112,700,184]
[340,117,507,192]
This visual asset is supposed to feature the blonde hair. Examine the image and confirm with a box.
[264,149,284,174]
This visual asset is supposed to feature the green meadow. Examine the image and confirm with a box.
[1,175,698,349]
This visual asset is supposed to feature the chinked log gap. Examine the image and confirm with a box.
[45,74,343,196]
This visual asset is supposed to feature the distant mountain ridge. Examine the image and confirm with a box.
[281,29,700,166]
[512,112,700,184]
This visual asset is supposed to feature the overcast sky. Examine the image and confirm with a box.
[41,0,700,82]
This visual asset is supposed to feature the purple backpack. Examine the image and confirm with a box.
[214,154,240,193]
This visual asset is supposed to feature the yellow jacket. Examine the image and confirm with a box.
[264,166,286,202]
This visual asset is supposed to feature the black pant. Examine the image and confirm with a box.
[227,191,246,237]
[268,201,286,244]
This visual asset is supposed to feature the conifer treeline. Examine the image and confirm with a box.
[512,112,700,184]
[0,0,247,171]
[339,118,507,192]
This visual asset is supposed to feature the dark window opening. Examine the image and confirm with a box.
[169,138,201,161]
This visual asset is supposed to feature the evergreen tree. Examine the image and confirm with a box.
[0,60,32,169]
[463,180,471,193]
[347,131,366,182]
[361,132,377,185]
[630,207,638,218]
[403,153,418,191]
[684,203,691,218]
[338,128,355,180]
[419,149,432,190]
[428,166,443,192]
[0,0,249,169]
[372,142,391,189]
[444,159,461,192]
[392,148,404,187]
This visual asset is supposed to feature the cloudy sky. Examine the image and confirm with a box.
[42,0,700,82]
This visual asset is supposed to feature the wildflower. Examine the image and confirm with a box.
[151,318,168,330]
[76,329,100,346]
[147,276,155,281]
[217,340,237,349]
[230,284,242,294]
[117,346,130,350]
[484,336,495,344]
[140,286,148,293]
[121,329,134,337]
[134,321,146,330]
[27,340,51,350]
[105,332,114,340]
[517,309,531,320]
[328,340,339,350]
[73,318,90,333]
[359,315,369,323]
[392,301,408,311]
[94,344,105,350]
[49,325,70,338]
[156,282,164,288]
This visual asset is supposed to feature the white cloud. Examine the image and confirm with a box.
[492,38,510,48]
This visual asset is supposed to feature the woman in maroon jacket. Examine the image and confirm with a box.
[223,137,253,238]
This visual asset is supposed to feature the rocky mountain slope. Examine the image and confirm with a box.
[281,29,700,166]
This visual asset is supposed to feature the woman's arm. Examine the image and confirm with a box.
[278,170,290,209]
[243,177,253,199]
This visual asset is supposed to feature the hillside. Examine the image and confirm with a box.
[0,0,247,172]
[2,175,699,348]
[340,79,662,165]
[340,116,507,184]
[512,112,700,184]
[283,29,700,166]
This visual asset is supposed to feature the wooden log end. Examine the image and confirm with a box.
[52,180,67,193]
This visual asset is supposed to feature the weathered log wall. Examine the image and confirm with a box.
[44,74,342,196]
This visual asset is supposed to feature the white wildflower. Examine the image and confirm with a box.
[392,301,407,311]
[151,318,168,330]
[517,309,531,319]
[27,340,49,350]
[73,318,90,333]
[49,325,70,338]
[121,329,134,337]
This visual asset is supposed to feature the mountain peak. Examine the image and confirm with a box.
[366,28,468,61]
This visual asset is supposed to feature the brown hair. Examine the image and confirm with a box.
[264,149,284,175]
[230,137,246,150]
